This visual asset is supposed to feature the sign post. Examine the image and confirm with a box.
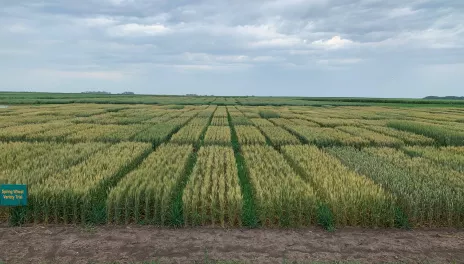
[0,184,28,206]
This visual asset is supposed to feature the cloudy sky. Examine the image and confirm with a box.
[1,0,463,97]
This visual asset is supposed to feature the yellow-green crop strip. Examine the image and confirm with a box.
[183,146,242,226]
[107,144,193,225]
[235,126,266,145]
[171,124,207,144]
[282,145,396,227]
[242,145,317,227]
[30,142,152,224]
[287,125,369,147]
[204,126,231,145]
[404,146,464,172]
[337,126,404,147]
[258,126,301,146]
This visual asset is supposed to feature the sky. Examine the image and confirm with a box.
[1,0,463,98]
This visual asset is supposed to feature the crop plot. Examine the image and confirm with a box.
[1,103,463,228]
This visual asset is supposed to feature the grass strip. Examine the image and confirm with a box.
[227,110,259,227]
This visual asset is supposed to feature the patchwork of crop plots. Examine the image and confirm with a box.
[1,103,463,228]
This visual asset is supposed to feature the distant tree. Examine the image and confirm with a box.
[81,91,111,94]
[121,91,135,95]
[424,96,464,100]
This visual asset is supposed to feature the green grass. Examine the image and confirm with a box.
[227,110,259,227]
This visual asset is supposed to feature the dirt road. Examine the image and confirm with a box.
[1,226,463,263]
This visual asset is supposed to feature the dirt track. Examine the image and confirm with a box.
[1,226,463,263]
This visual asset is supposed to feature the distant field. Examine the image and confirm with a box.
[1,101,464,229]
[1,92,464,107]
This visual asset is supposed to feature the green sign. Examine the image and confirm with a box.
[0,184,28,206]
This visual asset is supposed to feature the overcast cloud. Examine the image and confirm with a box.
[1,0,463,97]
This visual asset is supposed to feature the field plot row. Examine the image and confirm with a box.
[1,141,464,227]
[2,121,438,148]
[0,106,220,144]
[0,104,206,127]
[2,104,463,147]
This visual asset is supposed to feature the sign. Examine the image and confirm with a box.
[0,184,27,206]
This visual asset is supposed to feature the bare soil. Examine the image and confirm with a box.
[0,226,463,264]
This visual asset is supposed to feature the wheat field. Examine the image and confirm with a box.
[1,103,463,228]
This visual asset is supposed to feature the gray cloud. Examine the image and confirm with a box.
[0,0,463,96]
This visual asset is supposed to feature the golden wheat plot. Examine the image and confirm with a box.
[214,106,228,117]
[107,115,154,125]
[107,144,193,224]
[165,117,192,127]
[133,124,177,144]
[170,125,206,144]
[188,118,210,127]
[66,125,131,142]
[72,113,111,124]
[259,126,300,146]
[227,106,244,117]
[408,111,463,122]
[204,126,231,145]
[183,146,242,226]
[38,142,151,194]
[0,122,68,140]
[179,110,200,118]
[287,125,369,147]
[337,126,404,147]
[25,124,95,141]
[100,124,149,142]
[364,125,435,145]
[0,142,108,186]
[305,117,360,127]
[404,146,464,172]
[0,120,16,128]
[31,142,152,224]
[282,145,396,227]
[289,118,320,127]
[229,111,245,117]
[142,113,169,124]
[278,113,300,119]
[242,145,317,226]
[75,109,157,124]
[8,115,71,125]
[268,118,297,127]
[235,126,266,145]
[0,142,56,173]
[250,118,274,127]
[198,106,217,118]
[211,117,229,126]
